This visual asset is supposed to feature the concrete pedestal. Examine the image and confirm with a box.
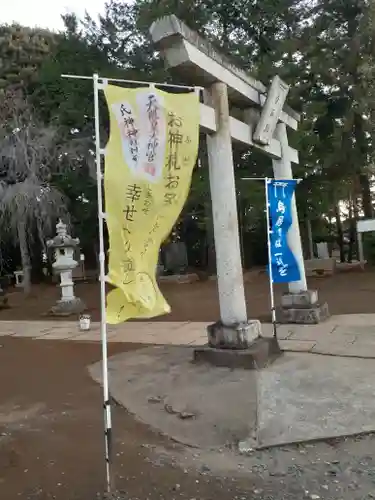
[193,321,282,370]
[194,337,282,370]
[277,290,330,324]
[207,320,261,349]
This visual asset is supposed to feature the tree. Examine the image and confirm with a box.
[26,19,122,255]
[0,24,55,92]
[0,93,71,293]
[30,15,119,130]
[294,0,375,218]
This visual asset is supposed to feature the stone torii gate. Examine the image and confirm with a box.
[150,16,329,354]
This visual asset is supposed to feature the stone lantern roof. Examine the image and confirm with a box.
[47,219,79,249]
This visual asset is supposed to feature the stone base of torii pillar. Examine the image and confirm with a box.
[277,290,330,324]
[194,322,282,370]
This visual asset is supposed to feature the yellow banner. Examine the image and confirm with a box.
[103,84,200,324]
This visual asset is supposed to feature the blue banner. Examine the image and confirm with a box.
[267,179,301,283]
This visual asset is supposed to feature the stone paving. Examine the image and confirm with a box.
[1,313,375,357]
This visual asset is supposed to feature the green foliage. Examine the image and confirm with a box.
[29,26,116,129]
[25,19,123,253]
[0,24,55,92]
[293,0,375,217]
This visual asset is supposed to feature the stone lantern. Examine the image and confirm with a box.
[47,220,85,316]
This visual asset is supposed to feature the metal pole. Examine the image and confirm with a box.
[238,196,245,268]
[242,177,302,182]
[307,218,314,259]
[264,178,278,338]
[93,73,113,492]
[62,73,203,91]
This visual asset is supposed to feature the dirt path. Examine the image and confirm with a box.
[2,269,375,322]
[2,336,375,499]
[0,337,250,500]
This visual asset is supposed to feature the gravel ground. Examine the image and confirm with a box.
[93,433,375,500]
[238,434,375,499]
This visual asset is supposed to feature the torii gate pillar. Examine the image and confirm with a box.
[271,123,329,323]
[204,82,261,348]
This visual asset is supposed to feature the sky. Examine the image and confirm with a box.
[1,0,105,31]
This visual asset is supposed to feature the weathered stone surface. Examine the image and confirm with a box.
[281,290,318,309]
[164,241,188,274]
[207,320,261,349]
[277,289,330,325]
[49,298,85,317]
[277,302,330,325]
[316,241,329,259]
[193,337,282,370]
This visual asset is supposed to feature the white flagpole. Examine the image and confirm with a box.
[264,178,278,338]
[93,73,113,492]
[61,71,203,493]
[62,73,202,90]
